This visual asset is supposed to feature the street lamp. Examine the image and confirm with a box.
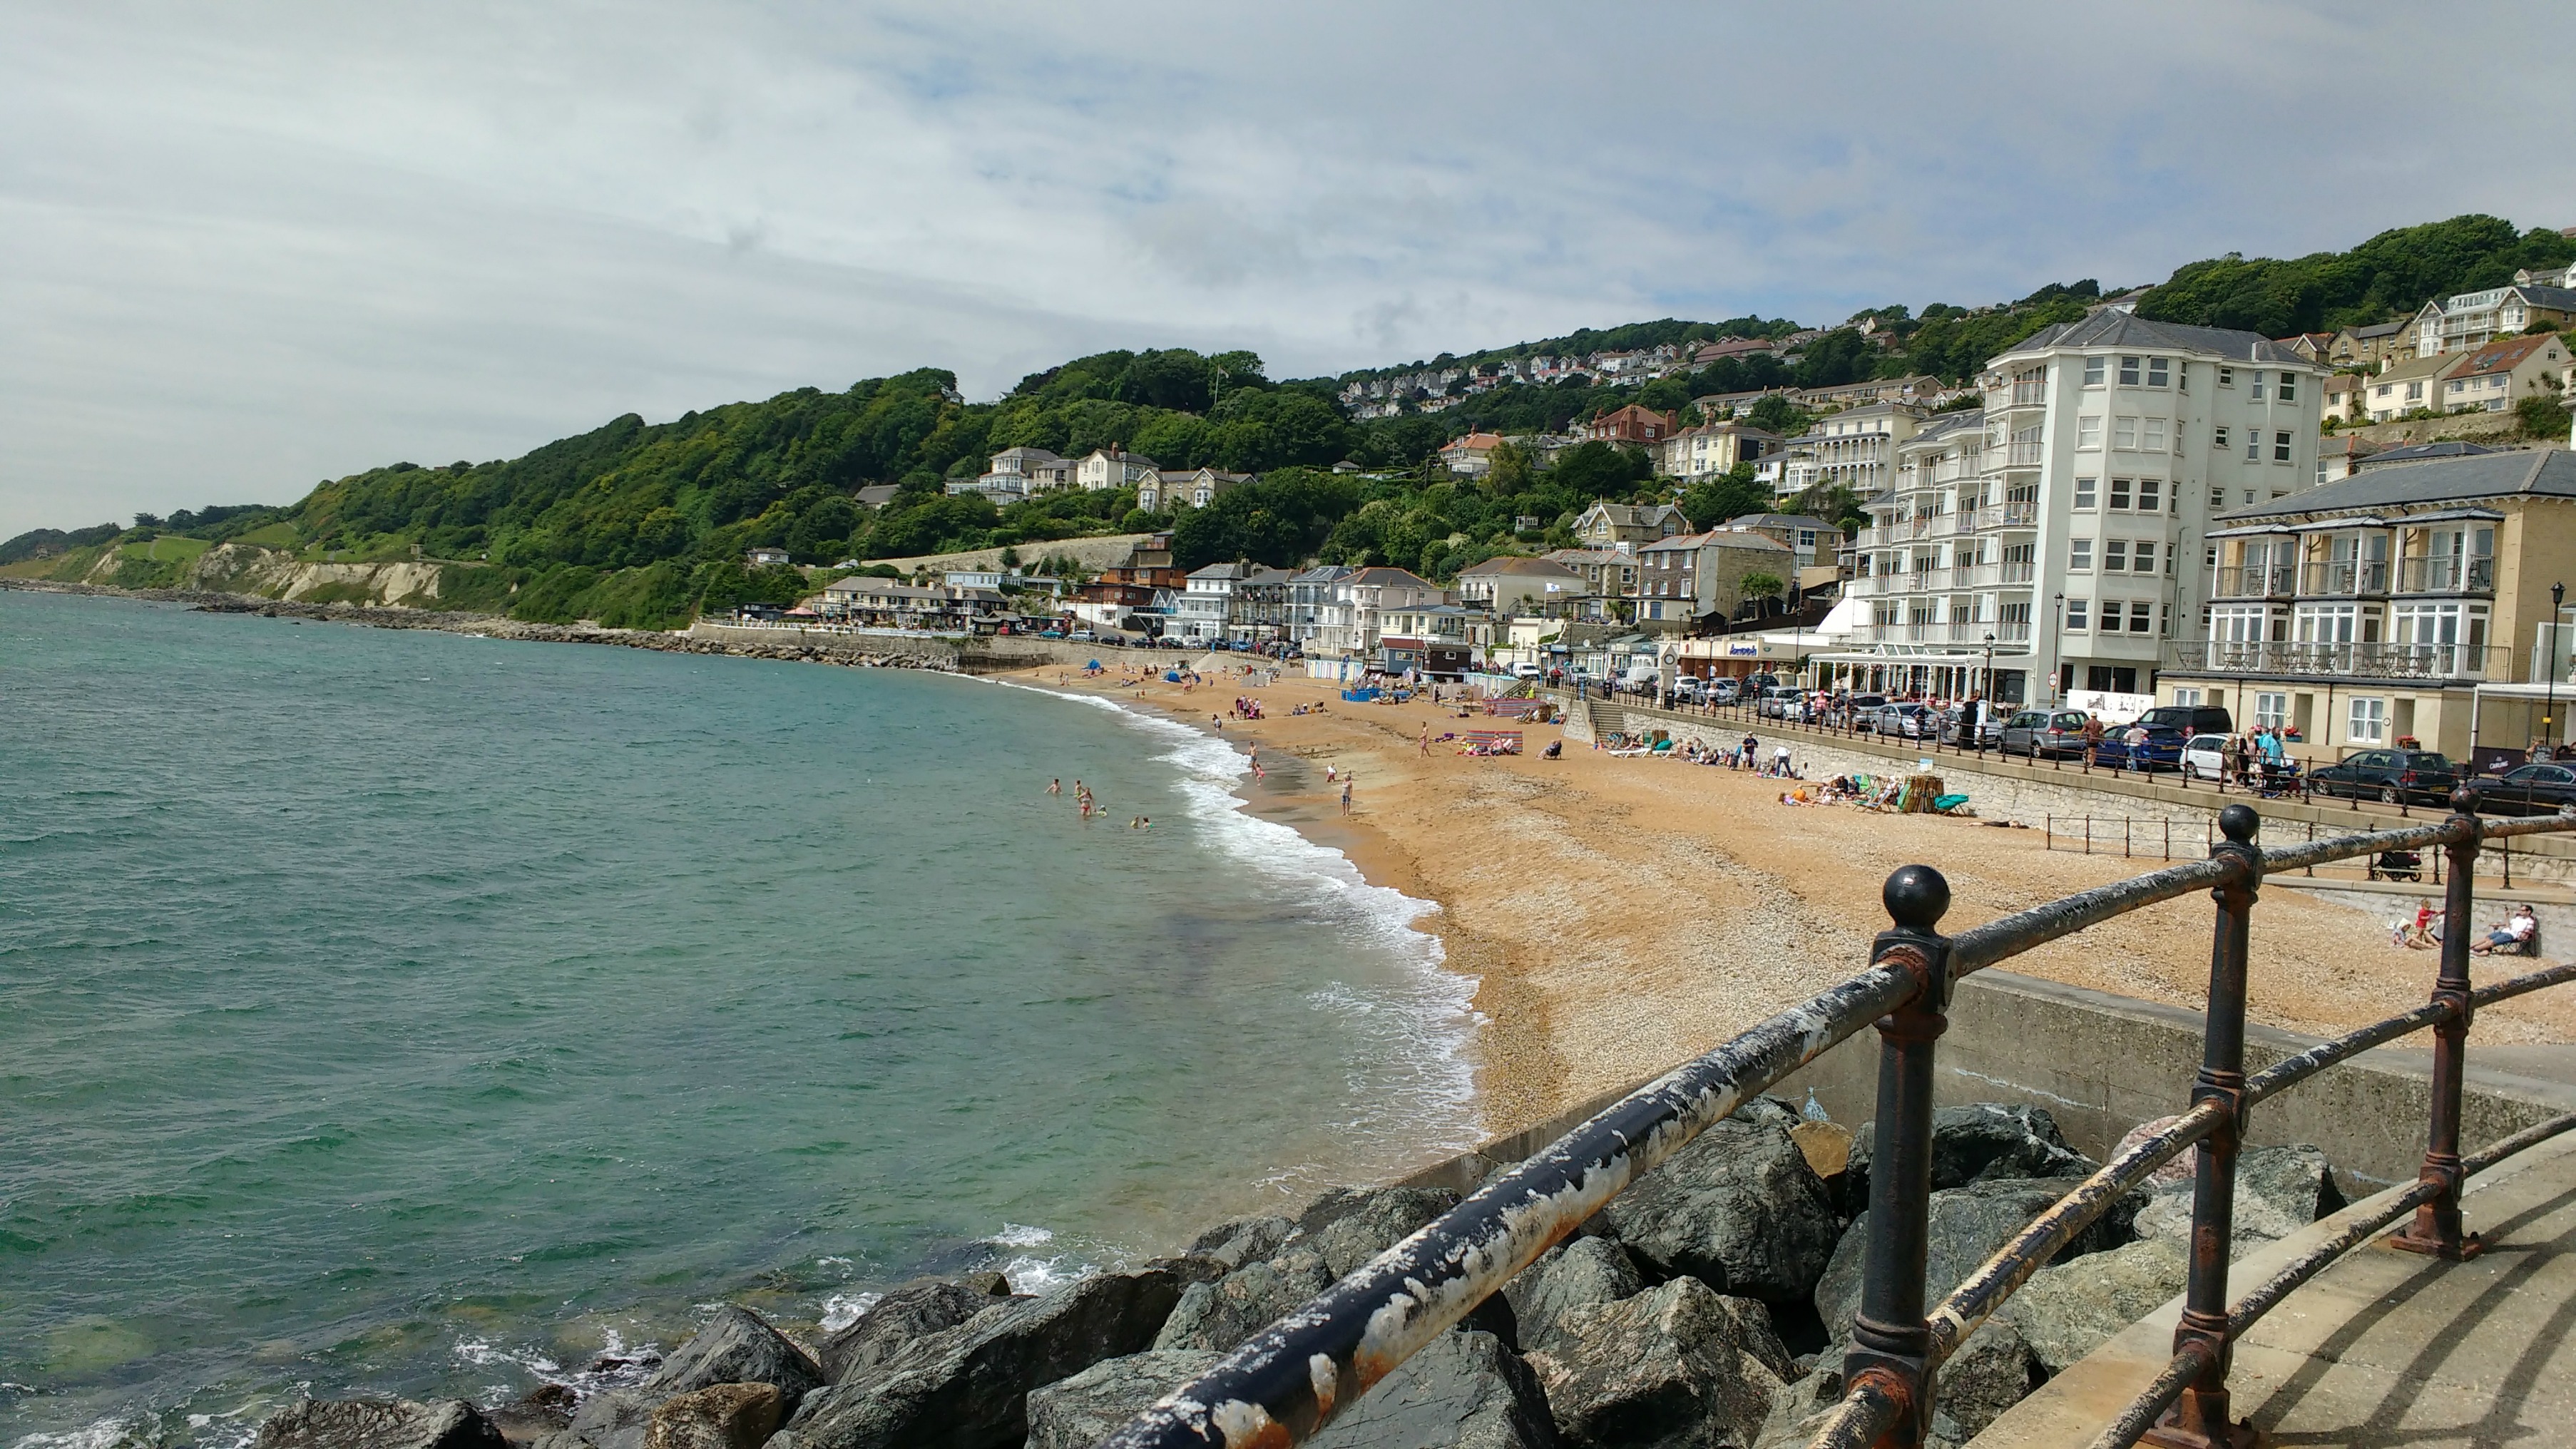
[1981,632,1996,754]
[2548,580,2567,759]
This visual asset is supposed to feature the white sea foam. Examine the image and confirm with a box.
[819,1291,881,1333]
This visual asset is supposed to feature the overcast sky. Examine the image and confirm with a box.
[4,2,2572,538]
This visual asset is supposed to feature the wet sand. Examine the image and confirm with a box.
[1014,662,2576,1139]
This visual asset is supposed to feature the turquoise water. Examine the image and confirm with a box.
[0,591,1477,1446]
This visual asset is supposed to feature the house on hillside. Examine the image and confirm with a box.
[1077,449,1161,491]
[1438,431,1510,478]
[2437,334,2573,414]
[1578,404,1678,446]
[1138,467,1252,511]
[1661,421,1779,481]
[747,548,792,568]
[1776,401,1927,500]
[2329,321,2410,368]
[2362,352,2463,422]
[1571,501,1687,549]
[2406,282,2576,358]
[1312,567,1445,660]
[1454,555,1583,615]
[1633,530,1796,625]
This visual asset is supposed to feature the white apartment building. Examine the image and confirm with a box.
[1660,421,1782,481]
[2404,273,2576,357]
[1831,314,2325,703]
[1311,567,1446,660]
[1776,401,1926,501]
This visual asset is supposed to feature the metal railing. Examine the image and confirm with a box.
[2211,565,2296,598]
[2167,639,2503,680]
[2397,555,2497,595]
[2299,558,2390,595]
[1106,789,2576,1449]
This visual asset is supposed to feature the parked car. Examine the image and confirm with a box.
[1709,678,1742,705]
[2476,762,2576,816]
[2182,734,2232,782]
[2306,748,2460,804]
[1948,707,2004,749]
[1868,702,1937,739]
[1511,662,1543,680]
[1757,686,1802,719]
[2140,704,2234,737]
[1068,629,1097,642]
[2096,723,2188,772]
[2000,709,2092,759]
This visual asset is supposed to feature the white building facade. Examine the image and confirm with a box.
[1833,314,2326,704]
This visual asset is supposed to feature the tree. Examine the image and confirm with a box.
[1679,464,1769,529]
[1747,394,1814,436]
[1738,571,1785,600]
[2516,391,2570,441]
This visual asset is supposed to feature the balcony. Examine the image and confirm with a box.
[1997,560,2036,585]
[2166,640,2502,680]
[1996,623,2033,644]
[2213,565,2297,599]
[2396,555,2497,594]
[2005,442,2045,468]
[2299,559,2391,596]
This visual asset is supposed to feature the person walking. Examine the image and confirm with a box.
[1340,776,1354,815]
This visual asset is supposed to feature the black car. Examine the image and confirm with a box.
[2476,762,2576,816]
[2306,748,2460,805]
[2139,704,2233,737]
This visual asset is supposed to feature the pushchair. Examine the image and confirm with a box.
[2369,849,2423,883]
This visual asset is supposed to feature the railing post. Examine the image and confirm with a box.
[1844,865,1953,1449]
[2148,802,2263,1449]
[2394,786,2488,1261]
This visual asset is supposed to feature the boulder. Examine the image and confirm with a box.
[817,1280,1006,1383]
[1188,1214,1294,1269]
[1304,1187,1462,1279]
[1593,1117,1840,1307]
[1525,1279,1790,1449]
[1151,1254,1334,1353]
[1816,1177,2128,1341]
[563,1392,655,1449]
[643,1306,823,1410]
[256,1400,508,1449]
[1932,1319,2037,1441]
[643,1384,782,1449]
[1787,1121,1853,1181]
[488,1384,578,1444]
[2000,1237,2191,1375]
[1843,1104,2096,1211]
[1023,1348,1221,1449]
[1507,1238,1644,1352]
[1309,1330,1560,1449]
[1749,1349,1841,1449]
[782,1266,1183,1449]
[2132,1145,2343,1250]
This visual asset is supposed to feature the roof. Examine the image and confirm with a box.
[1087,449,1160,466]
[1725,513,1836,533]
[2450,334,2565,378]
[1579,501,1683,526]
[1456,555,1582,578]
[1639,529,1789,553]
[1441,431,1508,451]
[1996,312,2311,365]
[2348,320,2408,340]
[1906,410,1985,444]
[1344,566,1440,590]
[2363,351,2462,385]
[2518,285,2576,311]
[1187,562,1247,580]
[854,484,902,507]
[2214,450,2576,521]
[2355,441,2500,469]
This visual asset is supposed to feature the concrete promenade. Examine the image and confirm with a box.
[1974,1130,2576,1448]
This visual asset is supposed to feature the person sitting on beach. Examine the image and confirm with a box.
[2471,904,2538,955]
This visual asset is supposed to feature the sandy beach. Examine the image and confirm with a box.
[1014,659,2576,1140]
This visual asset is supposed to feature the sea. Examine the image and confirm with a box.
[0,590,1480,1448]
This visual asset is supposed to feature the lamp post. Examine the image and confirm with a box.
[1981,632,1996,755]
[2050,593,2066,704]
[2548,580,2567,760]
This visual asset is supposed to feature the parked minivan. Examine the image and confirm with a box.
[2000,709,2093,759]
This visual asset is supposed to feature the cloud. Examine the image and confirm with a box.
[2,0,2571,536]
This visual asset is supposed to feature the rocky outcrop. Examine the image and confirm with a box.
[2132,1144,2342,1249]
[1151,1254,1336,1353]
[1525,1278,1792,1449]
[645,1308,824,1408]
[1506,1238,1645,1352]
[781,1266,1182,1449]
[256,1400,508,1449]
[1841,1103,2095,1211]
[2001,1237,2192,1375]
[817,1279,1012,1383]
[1309,1330,1559,1449]
[1187,1214,1293,1270]
[1023,1349,1222,1449]
[1303,1185,1461,1278]
[642,1384,782,1449]
[1816,1177,2131,1341]
[1593,1115,1840,1308]
[1933,1319,2038,1442]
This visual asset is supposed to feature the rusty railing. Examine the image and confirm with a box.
[1103,791,2576,1449]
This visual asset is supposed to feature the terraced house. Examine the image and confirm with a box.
[2165,447,2576,767]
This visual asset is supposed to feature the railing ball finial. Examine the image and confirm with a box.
[2450,782,2482,815]
[1884,864,1951,933]
[2217,802,2260,846]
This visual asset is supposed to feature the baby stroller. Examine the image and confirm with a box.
[2369,849,2423,882]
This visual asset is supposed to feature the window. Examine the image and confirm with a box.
[2160,603,2172,635]
[2104,541,2127,571]
[2348,697,2387,744]
[2205,544,2218,568]
[2252,372,2266,401]
[2246,436,2259,461]
[2084,356,2106,386]
[2109,478,2132,511]
[2147,358,2170,388]
[2219,367,2235,387]
[2210,486,2227,508]
[2278,373,2296,403]
[2070,539,2094,571]
[2134,541,2157,573]
[2131,601,2154,633]
[2175,688,2204,706]
[2066,599,2090,630]
[2214,426,2230,451]
[2254,692,2288,730]
[2115,416,2139,449]
[2074,478,2098,509]
[2142,417,2167,451]
[2119,357,2142,385]
[2077,416,2102,449]
[2138,478,2162,513]
[2274,431,2292,462]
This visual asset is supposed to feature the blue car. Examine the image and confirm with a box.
[2095,723,2187,772]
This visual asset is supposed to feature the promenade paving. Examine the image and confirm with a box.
[1972,1130,2576,1448]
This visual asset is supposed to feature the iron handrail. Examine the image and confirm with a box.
[1106,800,2576,1449]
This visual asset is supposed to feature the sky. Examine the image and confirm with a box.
[4,2,2573,539]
